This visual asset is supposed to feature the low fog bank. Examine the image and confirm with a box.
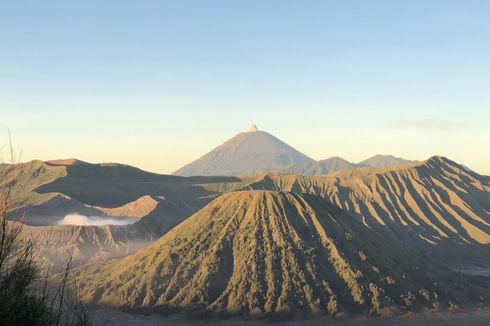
[58,213,135,226]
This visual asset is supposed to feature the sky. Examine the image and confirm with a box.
[1,1,489,174]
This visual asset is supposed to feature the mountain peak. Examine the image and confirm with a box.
[423,156,474,174]
[173,129,314,176]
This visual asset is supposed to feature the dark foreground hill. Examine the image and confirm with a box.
[76,191,488,318]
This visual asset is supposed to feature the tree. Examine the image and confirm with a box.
[0,133,92,326]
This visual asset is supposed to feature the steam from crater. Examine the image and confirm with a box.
[58,213,135,226]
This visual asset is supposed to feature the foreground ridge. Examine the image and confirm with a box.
[76,190,488,318]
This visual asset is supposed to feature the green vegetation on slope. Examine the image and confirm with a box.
[37,161,240,207]
[2,159,245,209]
[0,160,67,209]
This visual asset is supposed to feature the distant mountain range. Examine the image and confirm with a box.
[3,128,490,319]
[173,127,412,176]
[281,154,412,176]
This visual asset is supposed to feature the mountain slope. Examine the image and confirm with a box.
[243,157,490,263]
[36,160,239,207]
[1,159,241,210]
[76,191,487,318]
[9,194,159,226]
[3,159,246,268]
[173,130,314,177]
[359,155,411,167]
[18,196,209,269]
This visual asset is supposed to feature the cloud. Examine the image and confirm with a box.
[390,118,472,131]
[57,214,134,226]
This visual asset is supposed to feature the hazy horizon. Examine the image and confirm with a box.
[1,1,489,174]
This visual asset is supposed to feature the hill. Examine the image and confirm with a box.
[76,191,488,318]
[9,194,159,226]
[173,128,314,177]
[17,196,210,269]
[3,159,244,268]
[283,155,414,176]
[1,159,241,210]
[281,157,357,176]
[359,155,412,167]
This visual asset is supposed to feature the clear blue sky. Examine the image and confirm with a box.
[1,1,489,174]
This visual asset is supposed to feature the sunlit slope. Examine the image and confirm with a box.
[77,191,487,317]
[0,160,67,209]
[173,130,314,177]
[245,157,490,246]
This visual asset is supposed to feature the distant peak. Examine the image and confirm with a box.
[359,154,411,167]
[426,155,454,166]
[249,124,258,132]
[173,126,314,176]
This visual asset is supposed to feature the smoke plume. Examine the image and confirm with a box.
[58,213,134,226]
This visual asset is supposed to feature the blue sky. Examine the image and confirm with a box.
[1,1,489,174]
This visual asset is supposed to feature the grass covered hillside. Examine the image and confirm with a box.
[1,159,243,210]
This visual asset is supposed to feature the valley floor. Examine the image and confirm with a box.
[92,307,490,326]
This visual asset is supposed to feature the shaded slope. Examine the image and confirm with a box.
[1,159,241,209]
[36,160,239,207]
[173,130,314,177]
[76,191,487,318]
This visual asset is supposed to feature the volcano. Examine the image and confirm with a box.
[173,126,314,176]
